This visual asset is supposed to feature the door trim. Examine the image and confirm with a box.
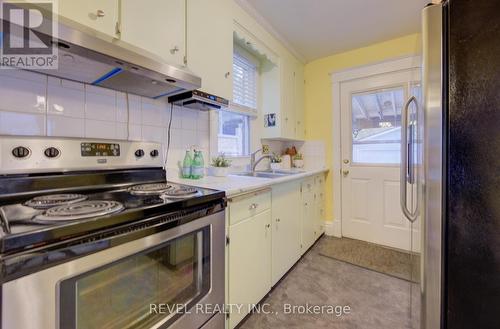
[329,56,421,238]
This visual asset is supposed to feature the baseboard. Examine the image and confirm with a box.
[324,219,341,238]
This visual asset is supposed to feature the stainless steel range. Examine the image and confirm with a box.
[0,136,226,329]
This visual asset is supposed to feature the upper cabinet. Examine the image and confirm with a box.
[294,61,305,140]
[58,0,187,66]
[120,0,186,66]
[59,0,119,38]
[262,56,305,140]
[186,0,233,99]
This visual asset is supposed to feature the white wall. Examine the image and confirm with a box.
[0,69,209,170]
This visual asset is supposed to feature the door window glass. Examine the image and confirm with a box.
[351,87,405,164]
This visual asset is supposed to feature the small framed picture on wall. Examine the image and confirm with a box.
[264,113,276,127]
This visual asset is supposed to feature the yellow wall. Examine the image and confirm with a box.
[304,33,422,221]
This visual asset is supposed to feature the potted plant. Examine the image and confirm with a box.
[270,153,283,171]
[207,154,232,177]
[293,153,304,168]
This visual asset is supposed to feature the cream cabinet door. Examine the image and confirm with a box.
[59,0,119,37]
[120,0,186,66]
[186,0,233,99]
[228,210,271,328]
[294,63,305,139]
[301,179,316,251]
[280,59,296,139]
[271,181,301,286]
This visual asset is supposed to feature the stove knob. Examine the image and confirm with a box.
[44,147,60,158]
[12,146,30,158]
[150,149,159,157]
[135,149,145,158]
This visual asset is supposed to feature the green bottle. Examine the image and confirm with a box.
[182,150,192,178]
[191,150,205,179]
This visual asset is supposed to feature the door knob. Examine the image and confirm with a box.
[343,159,350,164]
[96,10,105,17]
[342,170,350,177]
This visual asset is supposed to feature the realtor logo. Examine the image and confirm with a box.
[0,1,58,69]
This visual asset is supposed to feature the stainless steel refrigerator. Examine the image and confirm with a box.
[409,1,500,328]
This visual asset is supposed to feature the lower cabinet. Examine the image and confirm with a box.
[271,181,301,285]
[227,191,272,329]
[226,173,326,328]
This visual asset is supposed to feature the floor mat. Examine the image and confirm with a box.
[317,236,420,283]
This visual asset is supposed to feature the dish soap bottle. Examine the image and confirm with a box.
[191,150,205,179]
[182,149,193,178]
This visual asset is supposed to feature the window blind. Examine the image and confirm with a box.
[232,50,258,112]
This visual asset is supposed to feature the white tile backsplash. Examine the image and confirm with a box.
[127,124,142,141]
[116,92,141,124]
[47,115,84,137]
[47,81,85,118]
[171,107,182,129]
[181,129,197,150]
[142,125,165,143]
[85,119,116,139]
[0,111,46,135]
[181,109,198,130]
[0,70,210,171]
[263,139,326,171]
[85,88,117,121]
[115,123,129,140]
[0,71,46,114]
[141,98,167,127]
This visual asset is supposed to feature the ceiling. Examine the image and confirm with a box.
[244,0,429,62]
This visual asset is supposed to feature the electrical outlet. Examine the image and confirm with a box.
[262,144,270,154]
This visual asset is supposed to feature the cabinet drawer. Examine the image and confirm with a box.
[228,189,271,225]
[302,177,315,194]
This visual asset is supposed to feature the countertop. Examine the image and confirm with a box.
[167,168,329,197]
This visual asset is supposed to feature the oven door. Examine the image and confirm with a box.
[2,211,225,329]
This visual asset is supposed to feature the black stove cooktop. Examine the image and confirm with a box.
[0,176,225,255]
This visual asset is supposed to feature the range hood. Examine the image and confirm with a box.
[0,4,201,99]
[168,90,229,111]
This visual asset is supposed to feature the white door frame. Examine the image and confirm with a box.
[329,56,421,238]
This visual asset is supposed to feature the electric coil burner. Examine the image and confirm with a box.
[25,194,88,209]
[161,186,201,199]
[35,200,125,222]
[128,182,173,195]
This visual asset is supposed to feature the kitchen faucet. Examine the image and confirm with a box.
[250,149,272,172]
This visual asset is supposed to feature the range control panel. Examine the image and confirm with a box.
[81,143,120,157]
[0,137,163,175]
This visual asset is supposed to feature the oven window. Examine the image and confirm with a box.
[60,228,210,329]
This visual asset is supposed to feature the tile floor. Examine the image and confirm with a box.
[239,236,420,329]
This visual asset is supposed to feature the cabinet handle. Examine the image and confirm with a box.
[276,218,281,223]
[96,10,105,17]
[266,224,271,228]
[170,46,180,54]
[225,71,231,78]
[249,203,258,210]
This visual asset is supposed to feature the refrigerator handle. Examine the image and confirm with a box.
[400,96,418,222]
